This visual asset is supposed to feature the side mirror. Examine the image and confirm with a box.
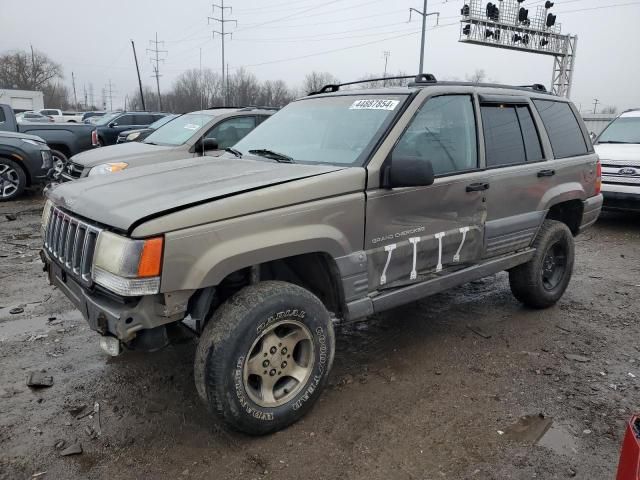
[384,154,435,188]
[589,131,597,141]
[198,138,219,152]
[108,122,117,128]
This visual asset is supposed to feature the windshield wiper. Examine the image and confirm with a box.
[597,140,632,144]
[225,147,243,158]
[248,148,294,163]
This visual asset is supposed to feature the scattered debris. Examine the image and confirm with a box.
[94,402,102,434]
[497,430,505,435]
[84,425,98,439]
[337,374,354,387]
[66,404,87,417]
[26,372,53,388]
[5,213,17,221]
[54,440,66,450]
[555,324,572,333]
[628,372,636,378]
[31,472,47,478]
[583,429,592,435]
[27,334,48,342]
[467,325,492,339]
[564,353,589,363]
[9,307,24,315]
[60,442,83,456]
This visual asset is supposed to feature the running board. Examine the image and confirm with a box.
[369,249,536,315]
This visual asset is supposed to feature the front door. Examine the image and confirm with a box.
[365,94,487,291]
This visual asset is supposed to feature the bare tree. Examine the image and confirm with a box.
[465,69,487,83]
[601,105,618,115]
[0,49,63,91]
[302,72,339,95]
[356,71,411,89]
[42,82,70,109]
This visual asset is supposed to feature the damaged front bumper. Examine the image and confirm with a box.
[42,250,188,345]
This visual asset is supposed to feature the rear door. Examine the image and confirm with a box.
[478,97,550,257]
[365,93,486,290]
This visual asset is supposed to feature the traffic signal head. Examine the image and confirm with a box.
[546,13,556,27]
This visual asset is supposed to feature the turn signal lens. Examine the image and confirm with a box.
[137,237,163,277]
[595,160,602,195]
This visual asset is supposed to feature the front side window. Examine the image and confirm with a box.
[206,116,256,149]
[533,99,588,158]
[481,104,543,167]
[597,116,640,144]
[394,95,477,176]
[143,113,214,146]
[233,94,408,166]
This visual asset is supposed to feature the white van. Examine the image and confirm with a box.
[594,109,640,212]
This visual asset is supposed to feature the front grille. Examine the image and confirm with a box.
[44,206,102,285]
[62,162,85,180]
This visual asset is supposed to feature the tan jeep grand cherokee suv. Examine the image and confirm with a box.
[41,74,603,434]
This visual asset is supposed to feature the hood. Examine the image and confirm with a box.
[0,130,46,144]
[594,143,640,164]
[71,141,175,167]
[48,156,345,232]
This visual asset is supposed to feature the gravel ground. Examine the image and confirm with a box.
[1,193,639,480]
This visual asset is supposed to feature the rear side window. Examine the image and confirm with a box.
[133,114,152,125]
[115,114,134,126]
[481,104,543,167]
[533,100,588,158]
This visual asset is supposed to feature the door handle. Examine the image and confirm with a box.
[466,182,490,192]
[537,169,556,177]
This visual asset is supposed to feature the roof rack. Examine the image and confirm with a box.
[309,74,437,95]
[517,84,547,92]
[205,105,280,111]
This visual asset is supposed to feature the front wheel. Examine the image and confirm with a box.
[50,150,68,180]
[0,158,27,201]
[509,219,575,308]
[194,281,335,435]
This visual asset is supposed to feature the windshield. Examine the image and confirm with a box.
[149,114,177,129]
[597,116,640,144]
[143,113,213,146]
[94,112,120,126]
[233,94,408,165]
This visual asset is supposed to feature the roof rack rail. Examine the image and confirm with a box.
[309,74,437,95]
[517,84,547,92]
[238,105,280,111]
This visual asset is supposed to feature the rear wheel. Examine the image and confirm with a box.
[50,150,68,180]
[194,281,335,435]
[0,159,26,201]
[509,219,574,308]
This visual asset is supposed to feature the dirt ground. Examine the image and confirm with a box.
[1,192,639,480]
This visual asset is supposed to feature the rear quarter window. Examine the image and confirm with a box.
[533,99,588,158]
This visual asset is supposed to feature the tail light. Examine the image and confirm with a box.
[91,129,99,147]
[595,160,602,195]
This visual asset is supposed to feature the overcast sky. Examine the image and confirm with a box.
[1,0,638,112]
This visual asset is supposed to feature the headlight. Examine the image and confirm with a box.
[41,150,52,168]
[126,132,141,141]
[21,138,41,146]
[92,231,163,296]
[88,162,129,176]
[41,200,53,236]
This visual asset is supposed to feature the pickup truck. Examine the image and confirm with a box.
[0,103,98,175]
[41,75,602,435]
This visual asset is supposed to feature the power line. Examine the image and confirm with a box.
[147,32,167,111]
[233,0,343,33]
[208,0,237,106]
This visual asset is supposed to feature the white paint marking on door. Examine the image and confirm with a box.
[380,243,397,285]
[434,232,445,272]
[409,237,421,280]
[453,226,470,262]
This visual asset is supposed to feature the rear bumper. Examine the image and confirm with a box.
[579,194,603,232]
[42,250,183,342]
[602,191,640,212]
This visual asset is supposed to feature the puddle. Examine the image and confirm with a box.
[502,414,578,457]
[0,311,83,340]
[538,424,578,457]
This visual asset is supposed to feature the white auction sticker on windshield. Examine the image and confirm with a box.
[349,99,399,110]
[183,124,200,130]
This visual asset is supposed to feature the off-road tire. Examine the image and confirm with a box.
[509,219,575,308]
[0,158,27,201]
[194,281,335,435]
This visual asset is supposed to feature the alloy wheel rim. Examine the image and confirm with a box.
[541,241,567,291]
[243,319,315,408]
[0,164,19,198]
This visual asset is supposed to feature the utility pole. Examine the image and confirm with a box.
[382,51,390,86]
[71,72,78,109]
[147,32,167,111]
[208,0,237,106]
[131,40,146,111]
[409,0,439,74]
[83,84,88,110]
[592,98,599,114]
[105,80,115,111]
[89,83,95,109]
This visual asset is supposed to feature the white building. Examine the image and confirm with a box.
[0,88,45,112]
